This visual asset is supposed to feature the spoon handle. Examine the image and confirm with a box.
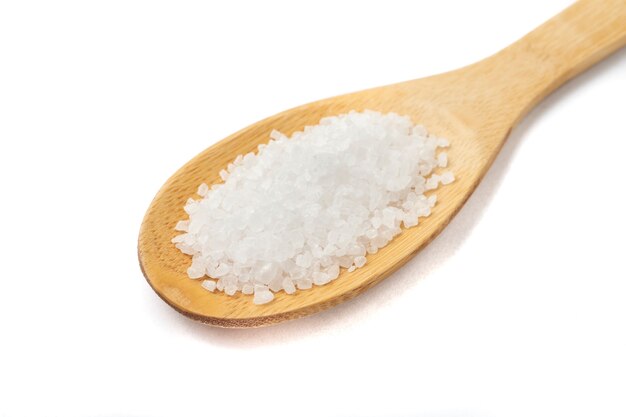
[479,0,626,124]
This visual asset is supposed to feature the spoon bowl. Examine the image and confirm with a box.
[139,0,626,327]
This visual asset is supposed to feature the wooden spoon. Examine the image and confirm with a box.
[139,0,626,327]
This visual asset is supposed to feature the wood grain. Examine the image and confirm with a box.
[138,0,626,327]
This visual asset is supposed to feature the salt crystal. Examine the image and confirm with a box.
[313,272,331,286]
[440,171,455,185]
[212,263,230,278]
[367,245,379,254]
[253,286,274,305]
[327,264,340,281]
[338,256,353,268]
[437,152,448,168]
[354,256,367,268]
[201,280,216,292]
[365,229,377,239]
[187,257,205,279]
[270,129,285,141]
[197,183,209,197]
[382,207,396,228]
[295,253,312,268]
[175,220,189,232]
[403,216,419,228]
[224,284,237,296]
[371,217,383,229]
[282,278,296,294]
[296,278,313,290]
[426,175,440,190]
[269,277,283,292]
[242,284,254,295]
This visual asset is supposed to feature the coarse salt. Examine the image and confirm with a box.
[173,110,454,304]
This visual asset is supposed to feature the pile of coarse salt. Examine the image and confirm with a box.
[172,110,454,304]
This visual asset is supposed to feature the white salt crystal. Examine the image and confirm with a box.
[313,272,331,286]
[197,183,209,197]
[403,216,419,228]
[257,263,279,284]
[295,253,312,268]
[371,217,382,229]
[173,111,453,304]
[253,286,274,305]
[327,265,340,281]
[242,284,254,295]
[224,284,237,296]
[311,245,323,258]
[382,207,396,228]
[347,244,365,256]
[201,280,216,292]
[367,245,379,254]
[426,175,440,190]
[212,263,231,278]
[175,220,189,232]
[354,256,367,268]
[187,257,205,279]
[437,152,448,168]
[184,199,199,215]
[270,129,287,141]
[171,234,185,244]
[338,256,353,268]
[269,277,283,292]
[296,278,313,290]
[282,278,296,294]
[440,171,455,185]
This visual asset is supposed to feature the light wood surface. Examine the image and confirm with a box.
[138,0,626,327]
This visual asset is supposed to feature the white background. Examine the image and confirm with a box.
[1,1,625,416]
